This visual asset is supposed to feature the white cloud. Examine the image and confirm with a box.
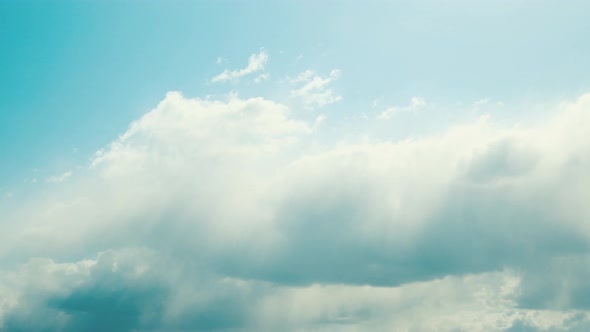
[378,96,426,119]
[474,98,491,107]
[45,171,72,183]
[211,50,268,83]
[254,73,269,83]
[2,91,590,331]
[473,98,505,109]
[23,178,37,184]
[314,114,327,128]
[290,69,342,109]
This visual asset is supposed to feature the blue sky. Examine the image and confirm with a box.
[2,0,590,188]
[2,1,590,331]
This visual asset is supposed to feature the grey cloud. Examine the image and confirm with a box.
[465,138,539,182]
[1,249,256,332]
[504,314,590,332]
[518,256,590,311]
[3,92,590,331]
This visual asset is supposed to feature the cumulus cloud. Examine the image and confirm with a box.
[290,69,342,109]
[2,90,590,331]
[211,50,268,83]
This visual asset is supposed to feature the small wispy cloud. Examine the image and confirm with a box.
[290,69,342,110]
[313,114,327,129]
[473,98,490,107]
[46,171,72,183]
[211,50,268,83]
[378,97,426,120]
[23,177,37,184]
[472,98,504,110]
[254,73,269,83]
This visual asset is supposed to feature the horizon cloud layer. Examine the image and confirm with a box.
[2,88,590,331]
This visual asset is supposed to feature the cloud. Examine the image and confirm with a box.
[290,69,342,109]
[378,96,426,120]
[472,98,504,109]
[474,98,491,107]
[372,99,379,108]
[45,171,72,183]
[254,73,269,83]
[2,90,590,330]
[313,114,327,128]
[1,253,585,331]
[211,50,268,83]
[0,249,256,332]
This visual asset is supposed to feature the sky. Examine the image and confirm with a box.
[1,1,590,331]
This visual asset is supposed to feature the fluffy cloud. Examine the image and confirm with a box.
[290,69,342,109]
[2,91,590,331]
[211,50,268,83]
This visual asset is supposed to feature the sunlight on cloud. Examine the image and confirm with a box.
[3,1,590,330]
[2,85,590,331]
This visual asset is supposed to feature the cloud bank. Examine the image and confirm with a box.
[2,89,590,331]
